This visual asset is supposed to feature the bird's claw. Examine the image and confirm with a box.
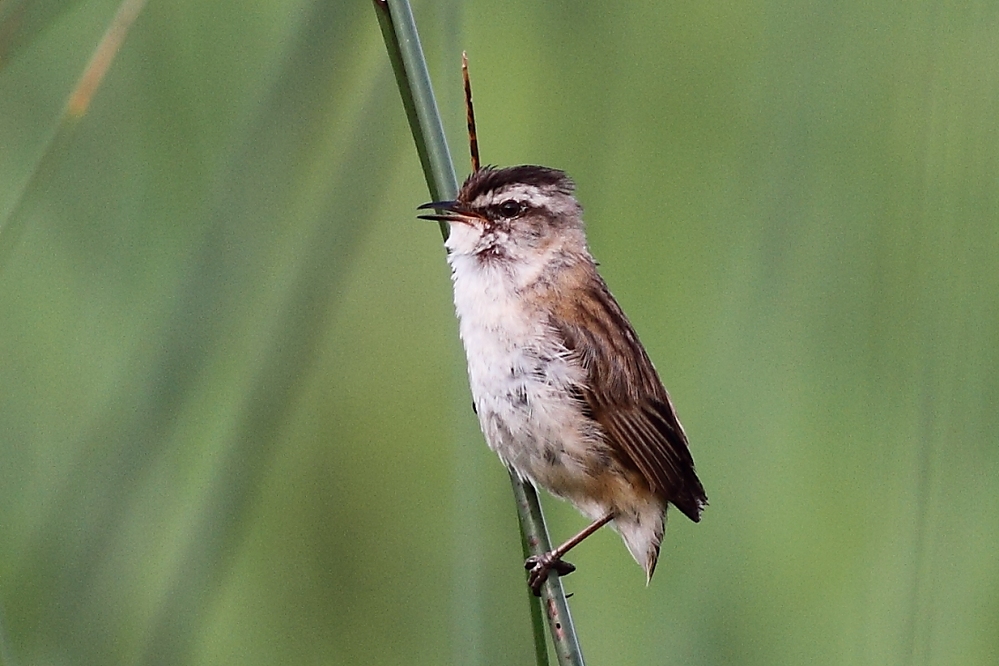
[525,552,576,596]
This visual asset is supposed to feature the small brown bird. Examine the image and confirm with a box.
[419,165,706,594]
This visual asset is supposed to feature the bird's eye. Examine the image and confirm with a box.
[497,200,524,218]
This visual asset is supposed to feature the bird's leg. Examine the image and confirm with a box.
[525,512,614,595]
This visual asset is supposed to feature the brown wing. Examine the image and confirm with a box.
[551,272,707,522]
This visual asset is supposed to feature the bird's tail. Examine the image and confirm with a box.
[614,502,667,583]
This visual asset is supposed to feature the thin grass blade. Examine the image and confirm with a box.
[0,0,147,269]
[372,1,585,664]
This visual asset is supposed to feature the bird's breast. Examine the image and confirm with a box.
[447,252,611,500]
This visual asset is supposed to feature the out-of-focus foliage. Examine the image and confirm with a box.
[1,1,996,665]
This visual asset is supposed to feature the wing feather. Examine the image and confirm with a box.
[552,271,707,522]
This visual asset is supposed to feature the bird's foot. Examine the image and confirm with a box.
[524,552,576,596]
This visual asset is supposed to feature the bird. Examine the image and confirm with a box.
[419,165,706,595]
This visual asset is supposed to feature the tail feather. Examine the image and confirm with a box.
[614,503,667,583]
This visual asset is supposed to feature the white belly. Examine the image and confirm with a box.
[448,252,604,502]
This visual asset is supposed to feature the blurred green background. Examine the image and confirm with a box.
[1,0,997,664]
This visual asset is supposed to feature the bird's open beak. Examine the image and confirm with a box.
[417,200,481,225]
